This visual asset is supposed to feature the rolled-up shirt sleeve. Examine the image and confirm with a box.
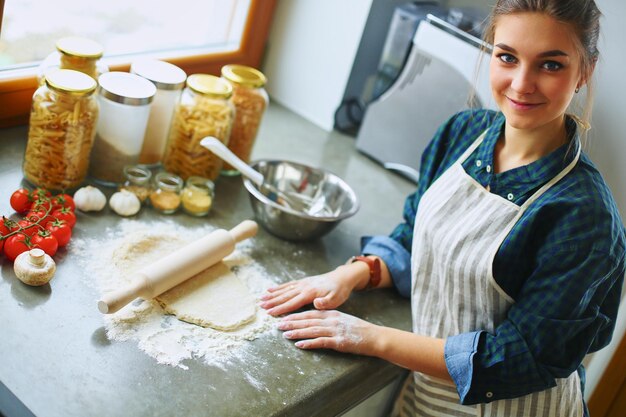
[445,246,625,404]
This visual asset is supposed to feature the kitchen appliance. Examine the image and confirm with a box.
[355,14,496,182]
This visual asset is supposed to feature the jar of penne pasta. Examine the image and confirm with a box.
[220,65,268,176]
[162,74,235,181]
[37,37,108,85]
[23,69,99,191]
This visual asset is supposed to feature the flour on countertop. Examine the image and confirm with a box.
[71,219,281,370]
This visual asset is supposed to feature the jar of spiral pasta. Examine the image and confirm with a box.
[220,64,268,175]
[37,37,109,84]
[23,69,99,191]
[162,74,234,181]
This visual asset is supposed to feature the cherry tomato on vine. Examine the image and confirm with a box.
[9,188,32,213]
[52,194,76,212]
[52,207,76,229]
[25,209,55,228]
[31,198,52,212]
[0,216,11,236]
[3,233,31,262]
[32,231,58,257]
[16,220,39,237]
[32,188,52,200]
[45,219,72,247]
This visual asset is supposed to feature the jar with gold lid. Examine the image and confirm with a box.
[23,69,99,191]
[37,37,109,84]
[220,64,268,175]
[162,74,235,181]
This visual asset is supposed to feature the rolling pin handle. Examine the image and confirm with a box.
[229,220,258,243]
[97,278,147,314]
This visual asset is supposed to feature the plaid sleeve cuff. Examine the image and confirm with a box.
[445,331,483,404]
[361,235,411,297]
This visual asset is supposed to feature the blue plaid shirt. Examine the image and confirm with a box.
[362,109,626,407]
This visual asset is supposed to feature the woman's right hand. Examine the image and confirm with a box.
[259,262,369,316]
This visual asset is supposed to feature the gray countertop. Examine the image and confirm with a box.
[0,103,415,417]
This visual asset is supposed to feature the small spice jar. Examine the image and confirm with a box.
[220,64,269,175]
[181,176,215,217]
[37,37,109,84]
[119,165,152,204]
[149,172,183,214]
[24,69,99,191]
[89,72,157,185]
[162,74,235,181]
[131,59,187,166]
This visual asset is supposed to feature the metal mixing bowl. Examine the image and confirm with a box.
[242,160,360,241]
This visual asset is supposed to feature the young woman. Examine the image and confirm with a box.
[260,0,625,415]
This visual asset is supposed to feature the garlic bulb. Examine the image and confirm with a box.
[73,185,107,212]
[109,190,141,216]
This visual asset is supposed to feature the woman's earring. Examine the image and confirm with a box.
[575,87,580,93]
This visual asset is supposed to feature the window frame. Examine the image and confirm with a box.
[0,0,276,128]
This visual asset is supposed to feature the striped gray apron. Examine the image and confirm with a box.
[392,131,584,417]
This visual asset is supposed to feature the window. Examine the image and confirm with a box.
[0,0,275,127]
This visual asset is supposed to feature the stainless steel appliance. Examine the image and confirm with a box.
[355,14,495,182]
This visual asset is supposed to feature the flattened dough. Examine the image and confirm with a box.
[156,262,257,331]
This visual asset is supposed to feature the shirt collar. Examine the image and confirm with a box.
[473,113,580,185]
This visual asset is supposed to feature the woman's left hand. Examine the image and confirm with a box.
[278,310,380,355]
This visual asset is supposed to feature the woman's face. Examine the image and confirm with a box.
[489,12,583,133]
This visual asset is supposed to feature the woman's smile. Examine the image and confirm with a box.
[505,96,544,111]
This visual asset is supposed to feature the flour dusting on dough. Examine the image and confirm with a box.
[72,219,280,370]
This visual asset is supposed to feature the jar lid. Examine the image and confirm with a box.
[221,64,266,88]
[186,74,232,99]
[130,59,187,91]
[56,37,104,59]
[98,72,157,106]
[45,69,98,95]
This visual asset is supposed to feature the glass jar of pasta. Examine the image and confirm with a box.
[220,65,269,175]
[37,37,109,84]
[23,69,99,191]
[162,74,234,181]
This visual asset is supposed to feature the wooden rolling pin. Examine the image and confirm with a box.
[97,220,258,314]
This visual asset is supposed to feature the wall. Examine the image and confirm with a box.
[581,0,626,399]
[262,0,372,131]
